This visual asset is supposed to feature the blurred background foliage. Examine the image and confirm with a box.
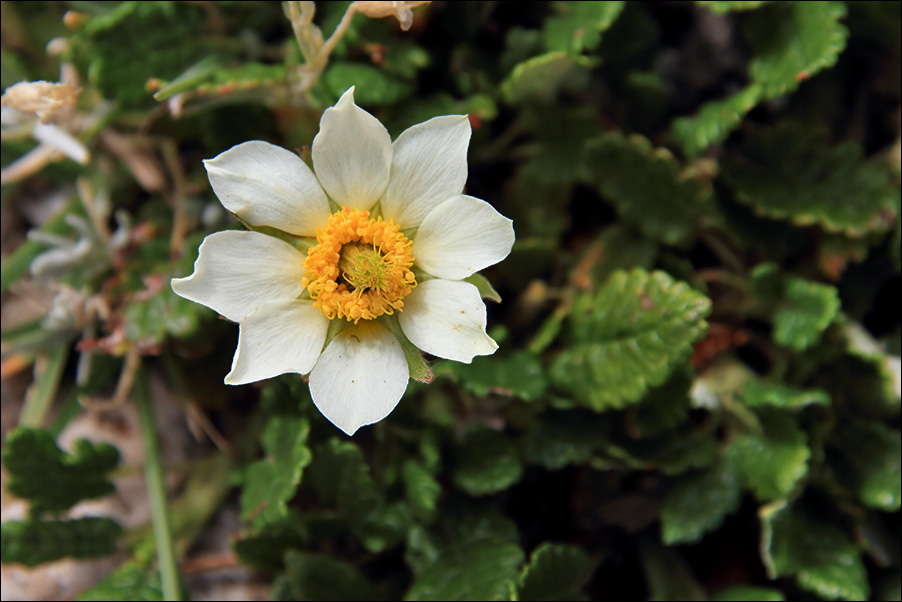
[1,1,900,600]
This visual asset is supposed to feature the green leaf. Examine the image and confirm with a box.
[283,550,377,602]
[669,84,762,157]
[69,1,206,108]
[403,459,441,521]
[240,416,312,527]
[379,38,431,79]
[543,1,625,54]
[501,52,594,105]
[124,283,202,346]
[696,1,770,14]
[745,1,849,100]
[639,541,706,601]
[670,1,848,156]
[583,133,713,246]
[726,411,810,501]
[760,503,869,601]
[550,269,711,411]
[522,411,607,470]
[739,379,831,410]
[233,511,310,572]
[829,418,901,511]
[625,367,694,438]
[2,427,120,513]
[405,540,525,601]
[1,517,122,566]
[773,277,841,351]
[319,61,413,106]
[452,429,524,497]
[711,586,785,601]
[518,543,593,601]
[520,105,599,186]
[309,438,408,552]
[660,461,743,545]
[77,562,164,601]
[433,351,547,401]
[723,123,898,237]
[842,322,901,408]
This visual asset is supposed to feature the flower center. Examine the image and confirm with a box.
[301,207,416,323]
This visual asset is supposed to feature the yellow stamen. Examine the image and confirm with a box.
[301,207,416,323]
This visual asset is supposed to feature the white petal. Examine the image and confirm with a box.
[381,115,470,227]
[309,320,408,436]
[171,230,305,322]
[204,140,329,236]
[225,299,329,385]
[312,87,392,210]
[413,195,515,280]
[399,279,498,363]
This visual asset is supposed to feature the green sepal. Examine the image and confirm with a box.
[380,314,433,383]
[464,272,502,303]
[234,215,316,254]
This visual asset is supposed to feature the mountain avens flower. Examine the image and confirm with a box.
[172,87,514,435]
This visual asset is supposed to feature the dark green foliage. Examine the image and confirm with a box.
[723,124,898,237]
[518,543,594,601]
[240,415,312,527]
[583,132,714,246]
[1,517,122,567]
[760,503,869,600]
[282,551,378,601]
[308,438,410,553]
[2,1,899,600]
[68,2,207,108]
[452,428,524,496]
[550,269,711,410]
[660,461,743,544]
[433,350,547,401]
[77,563,164,601]
[726,410,811,501]
[2,427,120,514]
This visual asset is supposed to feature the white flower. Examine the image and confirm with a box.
[172,87,514,435]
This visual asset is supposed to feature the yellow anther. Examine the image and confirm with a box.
[301,208,416,322]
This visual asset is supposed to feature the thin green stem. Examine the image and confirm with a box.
[134,365,181,601]
[19,346,68,428]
